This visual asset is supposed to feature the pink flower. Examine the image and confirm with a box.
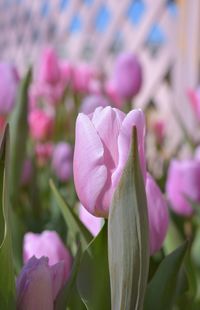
[21,159,33,186]
[105,79,123,108]
[80,95,109,114]
[74,106,168,253]
[28,108,54,141]
[16,256,66,310]
[73,106,146,217]
[110,53,142,100]
[79,204,103,236]
[52,142,73,182]
[38,48,60,85]
[146,173,169,254]
[0,62,19,115]
[72,63,97,93]
[152,119,165,145]
[166,159,200,216]
[188,88,200,121]
[23,231,72,281]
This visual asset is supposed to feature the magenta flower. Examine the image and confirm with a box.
[28,108,54,141]
[38,48,60,85]
[166,159,200,216]
[80,95,109,115]
[16,256,65,310]
[52,142,73,182]
[72,63,97,93]
[23,231,72,281]
[0,62,19,115]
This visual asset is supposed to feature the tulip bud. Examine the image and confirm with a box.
[0,62,19,115]
[72,63,97,93]
[28,108,54,141]
[80,95,109,115]
[16,256,65,310]
[73,106,146,217]
[79,204,103,236]
[52,142,73,182]
[35,142,54,166]
[111,53,142,100]
[38,48,60,85]
[23,231,72,281]
[146,173,169,254]
[166,159,200,216]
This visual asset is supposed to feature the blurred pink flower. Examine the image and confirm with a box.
[104,79,124,108]
[152,119,165,145]
[21,159,33,186]
[166,159,200,216]
[0,62,19,115]
[188,88,200,121]
[80,95,109,115]
[28,108,54,141]
[36,142,54,166]
[23,231,72,281]
[52,142,73,182]
[16,256,66,310]
[38,48,60,85]
[79,204,103,236]
[72,63,97,93]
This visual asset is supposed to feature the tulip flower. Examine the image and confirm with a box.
[23,231,72,281]
[52,142,73,182]
[146,173,169,254]
[0,62,19,115]
[74,106,168,253]
[21,159,33,186]
[188,88,200,121]
[80,95,109,114]
[28,108,54,141]
[16,256,65,310]
[73,106,146,218]
[38,48,60,85]
[166,159,200,216]
[110,53,142,100]
[72,63,97,93]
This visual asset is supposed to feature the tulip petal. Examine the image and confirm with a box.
[113,109,146,188]
[74,113,107,216]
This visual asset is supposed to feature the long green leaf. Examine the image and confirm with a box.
[9,68,32,207]
[144,242,188,310]
[77,223,111,310]
[0,125,16,309]
[108,127,149,310]
[49,179,92,252]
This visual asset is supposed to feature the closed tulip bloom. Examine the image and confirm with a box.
[16,256,65,310]
[111,53,142,100]
[23,231,72,281]
[52,142,73,182]
[0,62,19,115]
[38,48,60,85]
[28,108,54,141]
[166,159,200,216]
[146,173,169,254]
[80,95,109,114]
[79,204,103,236]
[73,106,146,217]
[72,63,97,93]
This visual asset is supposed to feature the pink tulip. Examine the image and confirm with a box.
[16,256,65,310]
[23,231,72,281]
[188,88,200,121]
[73,106,146,217]
[111,53,142,100]
[105,79,123,108]
[80,95,109,114]
[72,63,97,93]
[35,142,53,166]
[79,204,103,236]
[21,159,33,186]
[166,159,200,216]
[28,108,54,141]
[52,142,73,182]
[152,119,165,145]
[146,173,169,254]
[38,48,60,85]
[0,62,19,115]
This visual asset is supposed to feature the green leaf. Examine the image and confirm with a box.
[0,125,16,309]
[9,68,32,207]
[77,223,111,310]
[144,242,188,310]
[49,179,92,252]
[108,127,149,310]
[55,246,85,310]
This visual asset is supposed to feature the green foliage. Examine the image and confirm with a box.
[77,223,111,310]
[144,242,188,310]
[108,127,149,310]
[0,126,16,309]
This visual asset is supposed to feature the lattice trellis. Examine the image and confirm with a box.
[0,0,200,149]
